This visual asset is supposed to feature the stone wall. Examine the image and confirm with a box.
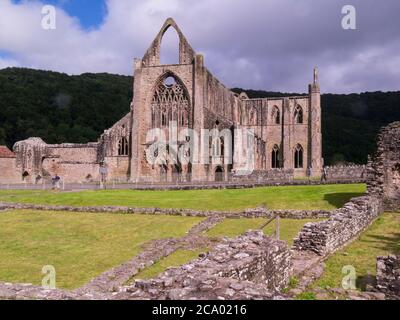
[0,202,331,219]
[367,122,400,211]
[376,255,400,297]
[0,158,20,183]
[42,161,100,183]
[325,165,367,182]
[231,169,294,183]
[126,231,292,299]
[293,196,383,256]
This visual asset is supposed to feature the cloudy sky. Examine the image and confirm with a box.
[1,0,399,93]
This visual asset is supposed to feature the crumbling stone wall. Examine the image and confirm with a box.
[325,165,367,182]
[293,196,383,256]
[376,255,400,297]
[231,169,294,183]
[13,137,48,180]
[126,231,292,299]
[0,146,20,183]
[367,122,400,211]
[0,201,331,219]
[7,112,133,183]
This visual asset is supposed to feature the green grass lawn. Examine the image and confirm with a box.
[0,210,203,289]
[314,212,400,291]
[0,184,366,211]
[207,218,323,246]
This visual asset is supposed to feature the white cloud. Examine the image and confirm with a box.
[0,0,399,93]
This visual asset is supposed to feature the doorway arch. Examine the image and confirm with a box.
[215,166,224,182]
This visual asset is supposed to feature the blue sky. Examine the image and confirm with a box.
[12,0,107,29]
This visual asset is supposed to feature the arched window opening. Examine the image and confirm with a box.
[271,145,280,169]
[212,137,222,157]
[215,166,224,182]
[294,105,303,124]
[294,144,303,168]
[160,27,180,65]
[272,106,280,125]
[22,171,30,181]
[118,137,129,156]
[151,74,190,129]
[160,164,168,182]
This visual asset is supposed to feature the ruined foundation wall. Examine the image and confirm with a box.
[293,196,383,256]
[376,255,400,297]
[129,231,292,299]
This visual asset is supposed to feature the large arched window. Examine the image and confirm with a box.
[118,137,129,156]
[271,145,280,168]
[294,105,303,124]
[272,106,280,125]
[151,74,190,129]
[294,144,303,168]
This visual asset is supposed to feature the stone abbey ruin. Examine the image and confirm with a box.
[0,18,324,185]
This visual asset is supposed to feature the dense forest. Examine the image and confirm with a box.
[1,67,399,165]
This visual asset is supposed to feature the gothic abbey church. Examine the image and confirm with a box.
[0,18,323,184]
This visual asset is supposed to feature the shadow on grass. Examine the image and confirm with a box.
[357,232,400,290]
[323,192,365,209]
[363,233,400,254]
[357,273,377,291]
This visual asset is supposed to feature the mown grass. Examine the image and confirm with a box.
[0,210,203,289]
[207,218,323,246]
[314,212,400,291]
[0,184,366,211]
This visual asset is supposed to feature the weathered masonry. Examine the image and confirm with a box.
[0,18,323,184]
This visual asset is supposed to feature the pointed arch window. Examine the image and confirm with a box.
[151,74,190,129]
[294,144,303,168]
[160,26,180,65]
[118,137,129,156]
[272,106,280,125]
[271,145,280,168]
[294,105,303,124]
